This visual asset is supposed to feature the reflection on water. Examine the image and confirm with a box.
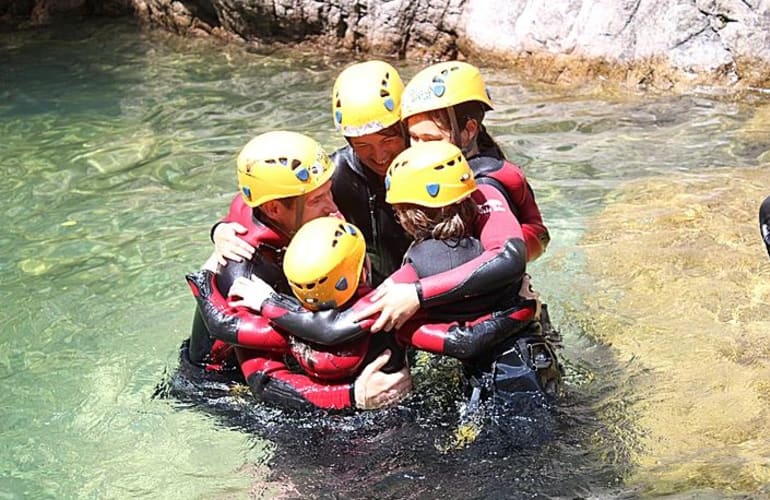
[1,18,770,499]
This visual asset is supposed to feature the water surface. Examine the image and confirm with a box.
[1,19,769,499]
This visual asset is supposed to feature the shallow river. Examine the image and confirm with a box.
[1,20,769,499]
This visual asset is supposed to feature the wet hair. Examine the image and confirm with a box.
[394,197,479,242]
[420,102,505,159]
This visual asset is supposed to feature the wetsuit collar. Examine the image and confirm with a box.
[251,208,291,250]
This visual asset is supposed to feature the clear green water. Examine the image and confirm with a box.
[1,19,769,499]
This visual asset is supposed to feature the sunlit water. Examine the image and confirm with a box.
[1,19,769,499]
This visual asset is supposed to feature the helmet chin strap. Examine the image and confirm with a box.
[447,106,479,158]
[447,106,463,148]
[291,196,307,237]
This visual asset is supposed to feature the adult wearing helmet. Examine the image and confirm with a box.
[213,61,412,287]
[329,60,413,285]
[401,60,551,262]
[185,131,410,411]
[234,142,561,399]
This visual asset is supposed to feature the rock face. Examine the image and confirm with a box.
[460,0,770,89]
[2,0,769,90]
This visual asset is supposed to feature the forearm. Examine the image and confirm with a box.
[186,270,289,351]
[522,223,550,262]
[260,293,374,346]
[236,349,355,410]
[399,298,538,360]
[417,238,527,308]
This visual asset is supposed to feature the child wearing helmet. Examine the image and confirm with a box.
[401,60,551,262]
[234,142,561,398]
[185,131,411,411]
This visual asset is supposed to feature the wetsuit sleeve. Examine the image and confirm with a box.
[260,291,377,346]
[236,348,355,410]
[397,298,538,360]
[495,163,550,260]
[415,184,527,309]
[258,265,421,346]
[186,270,290,352]
[760,195,770,258]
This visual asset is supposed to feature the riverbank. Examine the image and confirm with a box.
[2,0,769,92]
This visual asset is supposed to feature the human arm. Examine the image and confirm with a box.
[358,184,527,332]
[210,194,257,265]
[236,348,411,411]
[227,274,376,346]
[185,269,290,352]
[490,163,550,261]
[398,276,541,360]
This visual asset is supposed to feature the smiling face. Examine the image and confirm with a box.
[262,180,339,236]
[348,124,408,178]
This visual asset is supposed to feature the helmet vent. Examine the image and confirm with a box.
[335,277,348,291]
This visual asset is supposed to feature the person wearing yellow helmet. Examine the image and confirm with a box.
[232,142,561,399]
[227,217,406,392]
[385,142,561,398]
[401,60,551,262]
[213,60,412,288]
[184,131,411,411]
[328,60,413,286]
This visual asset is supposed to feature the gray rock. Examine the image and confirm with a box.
[2,0,769,89]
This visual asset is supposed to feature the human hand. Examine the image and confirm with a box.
[353,349,412,409]
[213,222,255,265]
[351,279,420,333]
[518,274,542,320]
[227,274,275,311]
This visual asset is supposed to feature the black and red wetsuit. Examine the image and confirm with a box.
[760,195,770,259]
[468,147,550,261]
[187,195,381,410]
[258,183,537,359]
[330,145,413,286]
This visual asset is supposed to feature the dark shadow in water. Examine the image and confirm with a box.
[155,319,640,499]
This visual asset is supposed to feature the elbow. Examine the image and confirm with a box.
[501,238,527,281]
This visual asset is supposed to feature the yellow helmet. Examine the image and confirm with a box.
[401,61,493,121]
[236,131,335,207]
[332,60,404,137]
[284,217,366,310]
[385,141,476,208]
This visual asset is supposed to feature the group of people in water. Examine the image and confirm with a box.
[182,59,562,412]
